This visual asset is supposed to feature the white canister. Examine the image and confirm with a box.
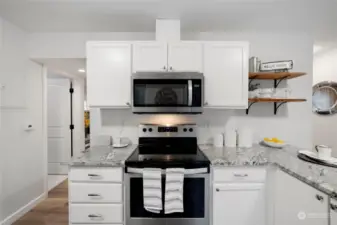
[213,134,224,147]
[225,129,237,147]
[238,128,253,148]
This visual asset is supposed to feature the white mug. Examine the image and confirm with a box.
[315,145,332,159]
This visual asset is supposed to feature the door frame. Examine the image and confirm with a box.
[42,67,85,192]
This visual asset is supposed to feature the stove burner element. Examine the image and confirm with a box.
[125,124,210,170]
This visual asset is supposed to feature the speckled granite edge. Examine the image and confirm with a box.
[200,145,337,200]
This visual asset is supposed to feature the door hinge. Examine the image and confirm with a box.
[69,87,74,93]
[70,124,74,130]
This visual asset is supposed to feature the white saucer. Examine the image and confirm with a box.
[112,143,129,148]
[298,150,337,164]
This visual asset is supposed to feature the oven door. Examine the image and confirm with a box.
[125,168,210,225]
[132,72,203,114]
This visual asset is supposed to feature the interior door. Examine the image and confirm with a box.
[47,78,71,175]
[133,42,168,73]
[168,42,203,72]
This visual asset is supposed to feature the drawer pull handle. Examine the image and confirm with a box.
[88,193,102,197]
[88,214,103,219]
[88,174,101,179]
[315,194,324,202]
[331,203,337,211]
[233,173,248,177]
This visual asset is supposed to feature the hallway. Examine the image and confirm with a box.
[13,180,69,225]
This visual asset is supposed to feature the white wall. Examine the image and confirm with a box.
[313,48,337,156]
[0,18,45,224]
[89,31,313,148]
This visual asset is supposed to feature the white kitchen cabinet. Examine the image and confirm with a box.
[133,42,203,73]
[132,42,168,73]
[69,167,124,225]
[168,42,203,72]
[331,198,337,224]
[203,42,249,108]
[213,183,265,225]
[86,42,131,107]
[274,169,329,225]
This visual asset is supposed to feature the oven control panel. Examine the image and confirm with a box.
[139,124,196,137]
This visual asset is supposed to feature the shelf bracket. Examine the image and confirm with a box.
[274,76,290,88]
[249,75,258,86]
[246,102,258,115]
[274,102,287,115]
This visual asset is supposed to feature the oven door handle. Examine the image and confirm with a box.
[188,80,193,106]
[126,167,208,175]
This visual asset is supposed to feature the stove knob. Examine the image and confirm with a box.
[149,128,153,132]
[189,128,194,132]
[183,128,187,132]
[143,128,147,132]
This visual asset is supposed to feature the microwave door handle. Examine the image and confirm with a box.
[188,80,193,106]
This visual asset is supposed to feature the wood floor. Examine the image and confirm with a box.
[13,180,69,225]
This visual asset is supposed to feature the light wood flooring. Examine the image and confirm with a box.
[13,180,69,225]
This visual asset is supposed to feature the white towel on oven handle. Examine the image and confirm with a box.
[164,168,185,214]
[143,168,162,214]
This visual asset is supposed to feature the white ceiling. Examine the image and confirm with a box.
[0,0,336,38]
[34,58,86,78]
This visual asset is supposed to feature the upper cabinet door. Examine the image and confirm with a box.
[204,42,249,108]
[87,42,131,107]
[168,42,203,72]
[132,42,168,73]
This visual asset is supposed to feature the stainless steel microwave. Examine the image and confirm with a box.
[131,72,204,114]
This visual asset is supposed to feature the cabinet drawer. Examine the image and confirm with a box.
[213,168,266,182]
[70,204,123,223]
[70,183,122,203]
[69,167,122,183]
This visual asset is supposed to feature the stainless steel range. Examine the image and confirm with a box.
[125,124,210,225]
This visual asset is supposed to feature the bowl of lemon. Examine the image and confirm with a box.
[262,137,286,148]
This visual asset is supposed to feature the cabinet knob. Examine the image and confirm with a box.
[126,102,131,106]
[216,188,220,192]
[315,194,324,202]
[331,203,337,211]
[204,102,208,106]
[170,66,173,71]
[163,66,166,70]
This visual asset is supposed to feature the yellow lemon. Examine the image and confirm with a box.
[264,137,272,142]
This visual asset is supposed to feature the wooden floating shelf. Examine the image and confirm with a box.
[248,98,307,103]
[246,98,307,115]
[249,72,306,80]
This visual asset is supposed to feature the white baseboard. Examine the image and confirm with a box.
[1,193,47,225]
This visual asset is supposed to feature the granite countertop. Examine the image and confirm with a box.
[70,143,337,199]
[200,144,337,199]
[70,144,137,167]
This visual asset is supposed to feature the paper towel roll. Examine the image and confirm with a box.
[213,134,224,147]
[225,129,237,147]
[238,128,253,148]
